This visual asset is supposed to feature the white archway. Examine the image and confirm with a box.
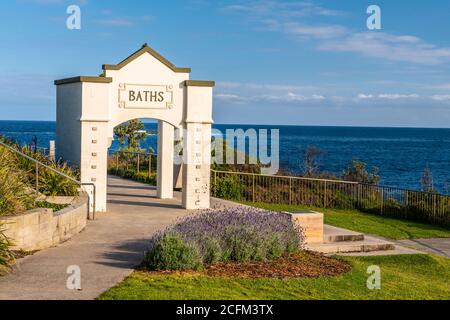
[55,44,214,212]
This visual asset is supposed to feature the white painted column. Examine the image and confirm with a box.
[157,120,174,199]
[182,122,211,209]
[80,121,109,213]
[49,140,55,162]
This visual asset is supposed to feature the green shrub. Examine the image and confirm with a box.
[0,146,35,216]
[0,226,14,271]
[109,167,157,186]
[213,175,243,200]
[200,236,222,265]
[144,232,202,271]
[144,208,303,271]
[38,163,79,196]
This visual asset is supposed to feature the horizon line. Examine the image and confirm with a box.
[0,119,449,130]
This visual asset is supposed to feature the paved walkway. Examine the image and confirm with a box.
[395,238,450,258]
[0,176,223,300]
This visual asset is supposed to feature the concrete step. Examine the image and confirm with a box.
[307,236,396,254]
[323,225,365,243]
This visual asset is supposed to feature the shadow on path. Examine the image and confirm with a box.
[108,199,182,209]
[96,238,150,269]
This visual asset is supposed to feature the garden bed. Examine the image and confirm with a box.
[140,251,350,279]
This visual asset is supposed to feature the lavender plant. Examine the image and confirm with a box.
[144,206,304,270]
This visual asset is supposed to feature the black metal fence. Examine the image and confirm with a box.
[211,170,450,227]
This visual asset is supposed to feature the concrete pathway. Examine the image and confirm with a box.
[395,238,450,258]
[0,176,204,300]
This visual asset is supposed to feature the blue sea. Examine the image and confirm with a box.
[1,120,449,193]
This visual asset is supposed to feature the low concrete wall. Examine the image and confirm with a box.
[0,195,88,251]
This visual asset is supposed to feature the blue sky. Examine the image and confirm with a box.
[1,0,450,127]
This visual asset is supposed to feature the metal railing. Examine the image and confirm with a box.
[0,141,96,220]
[108,149,157,177]
[211,170,450,227]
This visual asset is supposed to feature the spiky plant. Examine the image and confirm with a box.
[38,162,79,196]
[0,145,35,216]
[0,226,14,271]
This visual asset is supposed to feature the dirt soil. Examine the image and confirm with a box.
[141,251,351,279]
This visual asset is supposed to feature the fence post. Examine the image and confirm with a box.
[148,154,152,177]
[214,171,217,196]
[289,177,292,205]
[115,153,119,174]
[252,174,255,203]
[433,194,437,219]
[323,181,327,208]
[35,163,39,193]
[357,184,362,209]
[137,153,140,175]
[380,187,384,215]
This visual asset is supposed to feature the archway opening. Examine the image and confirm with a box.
[106,118,182,210]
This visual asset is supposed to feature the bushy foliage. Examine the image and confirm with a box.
[212,174,243,200]
[109,167,157,185]
[114,119,147,151]
[342,160,380,185]
[144,232,202,271]
[421,165,434,193]
[303,145,325,177]
[0,145,35,216]
[38,163,79,196]
[211,138,262,174]
[0,136,80,216]
[144,207,304,271]
[0,226,14,274]
[0,226,14,271]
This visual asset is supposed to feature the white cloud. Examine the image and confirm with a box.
[432,95,450,101]
[378,93,420,99]
[224,1,344,17]
[93,15,153,27]
[357,94,374,99]
[320,32,450,65]
[93,18,133,26]
[273,22,348,39]
[217,81,318,92]
[225,2,450,65]
[357,93,420,100]
[265,92,325,102]
[215,81,326,105]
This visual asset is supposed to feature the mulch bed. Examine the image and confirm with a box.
[141,251,351,279]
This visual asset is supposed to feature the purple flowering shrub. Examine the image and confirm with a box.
[144,206,304,270]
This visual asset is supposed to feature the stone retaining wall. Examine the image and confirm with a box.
[0,195,88,251]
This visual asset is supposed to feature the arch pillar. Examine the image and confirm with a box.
[181,80,214,209]
[157,120,174,199]
[182,122,211,209]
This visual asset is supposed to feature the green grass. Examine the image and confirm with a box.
[35,201,68,212]
[242,202,450,240]
[98,254,450,300]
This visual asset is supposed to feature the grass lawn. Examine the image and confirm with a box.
[241,202,450,240]
[98,254,450,300]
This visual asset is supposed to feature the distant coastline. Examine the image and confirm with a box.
[1,120,449,193]
[1,119,450,130]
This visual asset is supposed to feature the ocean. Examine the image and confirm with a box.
[1,120,449,193]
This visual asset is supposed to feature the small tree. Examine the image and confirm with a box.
[444,179,450,195]
[342,160,380,184]
[114,119,147,152]
[421,165,434,193]
[303,145,324,177]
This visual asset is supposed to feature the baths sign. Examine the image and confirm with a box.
[118,83,174,109]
